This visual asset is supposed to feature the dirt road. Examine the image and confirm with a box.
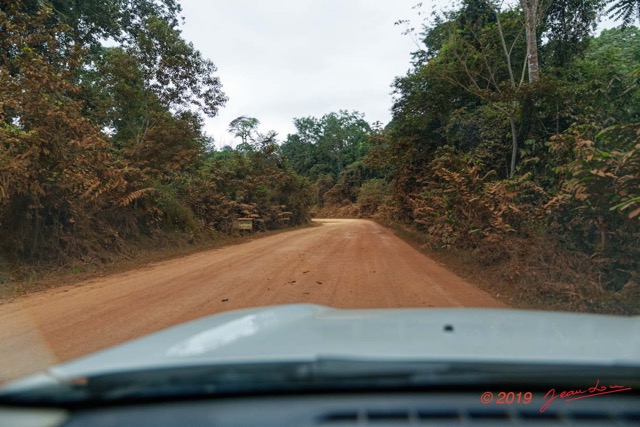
[0,219,505,382]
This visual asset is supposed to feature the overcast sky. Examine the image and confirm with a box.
[179,0,436,147]
[179,1,618,148]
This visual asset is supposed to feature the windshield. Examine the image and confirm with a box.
[0,0,638,405]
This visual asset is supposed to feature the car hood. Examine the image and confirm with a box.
[4,304,640,391]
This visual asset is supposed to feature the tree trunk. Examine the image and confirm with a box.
[520,0,540,83]
[30,209,41,259]
[509,115,518,178]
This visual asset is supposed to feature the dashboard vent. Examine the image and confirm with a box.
[321,411,360,423]
[416,409,460,421]
[466,409,511,420]
[319,407,639,425]
[367,410,411,422]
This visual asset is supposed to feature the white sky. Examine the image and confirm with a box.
[179,0,434,147]
[179,1,620,148]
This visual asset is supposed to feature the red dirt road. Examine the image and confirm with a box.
[0,219,505,382]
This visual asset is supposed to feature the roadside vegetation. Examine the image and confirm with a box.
[1,0,638,313]
[281,1,640,314]
[0,1,312,286]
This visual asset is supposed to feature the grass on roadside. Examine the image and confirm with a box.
[386,223,640,316]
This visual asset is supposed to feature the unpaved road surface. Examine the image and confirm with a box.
[0,219,505,382]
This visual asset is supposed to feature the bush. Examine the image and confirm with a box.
[357,179,392,217]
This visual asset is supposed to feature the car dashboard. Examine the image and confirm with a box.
[2,391,640,427]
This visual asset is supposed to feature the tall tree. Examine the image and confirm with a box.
[542,0,605,67]
[423,3,529,177]
[228,116,260,147]
[281,111,371,179]
[16,0,227,122]
[519,0,542,82]
[130,15,227,118]
[0,3,127,258]
[14,0,182,47]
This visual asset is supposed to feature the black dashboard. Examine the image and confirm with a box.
[2,391,639,427]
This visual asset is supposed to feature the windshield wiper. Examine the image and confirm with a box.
[2,359,639,407]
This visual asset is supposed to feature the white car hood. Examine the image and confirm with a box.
[4,304,640,391]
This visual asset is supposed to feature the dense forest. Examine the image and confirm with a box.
[0,0,312,281]
[1,0,639,312]
[280,1,640,313]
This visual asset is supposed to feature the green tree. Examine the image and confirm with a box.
[14,0,182,47]
[228,116,261,147]
[130,15,227,118]
[542,0,606,67]
[608,0,640,25]
[0,3,129,259]
[570,27,640,127]
[281,111,372,179]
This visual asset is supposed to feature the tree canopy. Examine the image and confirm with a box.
[0,0,310,269]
